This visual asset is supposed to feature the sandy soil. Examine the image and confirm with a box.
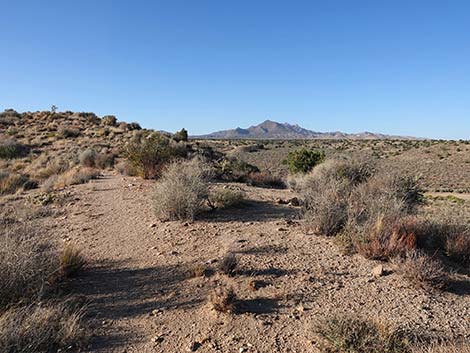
[50,174,469,353]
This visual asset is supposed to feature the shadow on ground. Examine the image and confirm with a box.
[70,260,208,351]
[199,200,300,223]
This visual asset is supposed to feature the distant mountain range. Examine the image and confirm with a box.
[193,120,415,140]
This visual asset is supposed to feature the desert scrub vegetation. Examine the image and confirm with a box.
[53,166,100,189]
[58,127,80,138]
[285,148,325,174]
[393,250,448,290]
[245,171,286,189]
[0,301,86,353]
[0,223,87,352]
[79,148,116,169]
[209,286,237,313]
[297,159,376,236]
[313,313,409,353]
[154,158,211,220]
[209,188,245,209]
[0,139,29,159]
[60,245,86,278]
[0,228,58,307]
[125,131,187,179]
[0,171,37,195]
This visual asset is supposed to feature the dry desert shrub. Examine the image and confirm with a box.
[209,188,245,209]
[79,148,116,169]
[0,227,58,308]
[313,313,409,353]
[153,158,211,221]
[0,302,86,353]
[245,171,286,189]
[209,286,237,313]
[218,253,238,276]
[393,250,448,290]
[0,139,29,159]
[298,159,374,236]
[344,171,422,259]
[125,132,187,179]
[54,166,100,189]
[0,171,37,195]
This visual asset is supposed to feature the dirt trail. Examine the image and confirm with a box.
[57,174,469,353]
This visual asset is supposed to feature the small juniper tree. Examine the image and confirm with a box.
[285,148,325,174]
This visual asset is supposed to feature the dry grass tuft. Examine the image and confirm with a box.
[209,286,237,313]
[0,171,37,195]
[188,263,210,278]
[314,313,409,353]
[0,228,58,308]
[60,245,86,278]
[54,167,100,189]
[0,302,86,353]
[218,253,238,276]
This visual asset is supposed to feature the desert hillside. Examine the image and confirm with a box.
[0,110,469,353]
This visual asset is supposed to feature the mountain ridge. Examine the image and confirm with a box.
[193,120,416,140]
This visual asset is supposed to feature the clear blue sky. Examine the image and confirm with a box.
[1,1,469,139]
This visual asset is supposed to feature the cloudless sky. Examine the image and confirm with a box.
[1,0,470,139]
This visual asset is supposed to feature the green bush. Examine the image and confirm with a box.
[125,132,187,179]
[174,128,188,142]
[285,148,325,174]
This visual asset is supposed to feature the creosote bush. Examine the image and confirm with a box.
[314,314,409,353]
[153,158,211,221]
[125,132,187,179]
[285,148,325,174]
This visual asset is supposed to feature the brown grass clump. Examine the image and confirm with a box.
[0,302,86,352]
[189,263,210,278]
[0,228,58,308]
[314,313,409,353]
[218,253,238,276]
[60,245,86,278]
[54,167,100,189]
[209,286,237,313]
[0,171,37,195]
[393,250,448,290]
[153,158,211,221]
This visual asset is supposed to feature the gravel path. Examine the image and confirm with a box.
[55,174,469,352]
